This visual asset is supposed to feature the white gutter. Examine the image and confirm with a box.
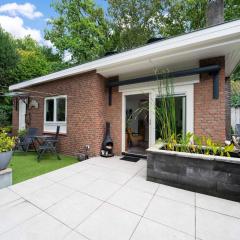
[9,20,240,91]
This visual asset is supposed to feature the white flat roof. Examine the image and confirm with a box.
[9,20,240,91]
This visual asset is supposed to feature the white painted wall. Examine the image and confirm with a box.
[231,107,240,131]
[18,99,26,130]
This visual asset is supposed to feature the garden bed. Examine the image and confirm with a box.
[147,145,240,202]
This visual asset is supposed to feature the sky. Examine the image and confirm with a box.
[0,0,108,47]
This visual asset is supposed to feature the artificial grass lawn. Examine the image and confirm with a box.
[10,152,78,184]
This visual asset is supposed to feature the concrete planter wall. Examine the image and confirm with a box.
[147,146,240,202]
[0,151,13,171]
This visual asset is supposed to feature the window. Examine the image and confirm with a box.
[155,96,186,140]
[56,98,66,122]
[45,96,67,123]
[44,96,67,133]
[46,99,54,121]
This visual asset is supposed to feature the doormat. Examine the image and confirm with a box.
[120,156,140,162]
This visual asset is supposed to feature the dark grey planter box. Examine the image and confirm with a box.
[147,146,240,202]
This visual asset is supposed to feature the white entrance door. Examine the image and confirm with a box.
[19,99,26,130]
[122,91,155,153]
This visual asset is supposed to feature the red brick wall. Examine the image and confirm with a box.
[12,71,107,156]
[12,71,123,156]
[106,87,122,155]
[194,56,229,143]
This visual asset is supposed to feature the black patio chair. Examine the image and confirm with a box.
[18,128,39,152]
[37,126,61,161]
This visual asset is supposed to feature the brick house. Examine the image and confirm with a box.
[9,20,240,157]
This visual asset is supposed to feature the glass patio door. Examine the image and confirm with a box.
[155,95,186,141]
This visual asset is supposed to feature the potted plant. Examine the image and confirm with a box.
[0,131,15,170]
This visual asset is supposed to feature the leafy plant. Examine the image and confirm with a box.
[18,129,27,138]
[178,132,193,152]
[222,144,235,157]
[0,126,12,133]
[165,134,177,151]
[193,135,203,154]
[155,69,177,142]
[162,132,235,158]
[231,93,240,108]
[0,131,15,153]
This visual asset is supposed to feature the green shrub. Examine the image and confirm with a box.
[231,94,240,108]
[0,131,15,153]
[0,126,12,133]
[0,104,12,127]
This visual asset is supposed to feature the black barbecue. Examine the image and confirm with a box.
[101,122,114,157]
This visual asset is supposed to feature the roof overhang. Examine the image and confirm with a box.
[1,92,29,97]
[9,20,240,91]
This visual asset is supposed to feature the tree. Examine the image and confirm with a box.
[0,26,19,91]
[108,0,240,50]
[157,0,207,37]
[108,0,163,51]
[0,35,66,127]
[107,0,208,51]
[224,0,240,21]
[10,36,67,83]
[0,27,19,127]
[45,0,111,63]
[157,0,240,37]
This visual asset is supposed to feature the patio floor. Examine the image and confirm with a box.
[0,156,240,240]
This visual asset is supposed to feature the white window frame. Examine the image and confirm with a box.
[119,77,196,152]
[44,95,67,134]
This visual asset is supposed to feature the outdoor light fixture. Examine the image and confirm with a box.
[29,99,39,109]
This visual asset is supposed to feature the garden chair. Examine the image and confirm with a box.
[126,128,144,147]
[37,126,61,161]
[18,128,38,152]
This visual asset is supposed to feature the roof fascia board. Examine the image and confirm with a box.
[9,20,240,91]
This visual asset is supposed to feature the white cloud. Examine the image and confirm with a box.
[0,3,43,19]
[0,3,55,49]
[0,15,42,42]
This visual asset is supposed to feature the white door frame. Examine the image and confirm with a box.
[121,90,155,153]
[119,79,196,153]
[19,99,26,130]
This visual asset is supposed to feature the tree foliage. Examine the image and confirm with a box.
[108,0,240,50]
[107,0,163,51]
[45,0,111,63]
[0,27,19,91]
[0,31,66,127]
[10,37,66,83]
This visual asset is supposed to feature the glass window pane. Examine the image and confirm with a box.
[46,99,54,121]
[155,96,186,141]
[56,98,66,122]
